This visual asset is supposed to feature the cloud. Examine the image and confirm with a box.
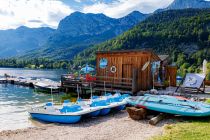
[0,0,74,30]
[28,19,42,23]
[82,0,173,18]
[0,0,193,29]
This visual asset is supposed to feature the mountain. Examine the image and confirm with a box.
[0,26,55,58]
[73,9,210,69]
[20,0,210,60]
[167,0,210,9]
[156,0,210,12]
[20,11,148,60]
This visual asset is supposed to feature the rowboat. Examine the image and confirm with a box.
[126,94,210,117]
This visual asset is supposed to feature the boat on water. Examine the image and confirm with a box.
[34,82,60,93]
[33,78,60,93]
[126,94,210,117]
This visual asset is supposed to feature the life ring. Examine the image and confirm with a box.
[110,66,117,73]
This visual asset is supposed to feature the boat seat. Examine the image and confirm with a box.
[45,102,56,112]
[60,105,82,113]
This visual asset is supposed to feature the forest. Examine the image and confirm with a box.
[0,58,72,69]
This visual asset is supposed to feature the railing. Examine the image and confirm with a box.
[94,76,132,90]
[61,74,133,92]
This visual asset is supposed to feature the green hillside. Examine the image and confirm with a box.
[73,9,210,78]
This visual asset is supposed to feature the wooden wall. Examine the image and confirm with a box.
[96,51,160,91]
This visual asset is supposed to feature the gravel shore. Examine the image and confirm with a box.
[0,111,172,140]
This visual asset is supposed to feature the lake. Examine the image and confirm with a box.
[0,68,68,131]
[0,68,68,81]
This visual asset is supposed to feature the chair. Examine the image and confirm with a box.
[176,73,206,93]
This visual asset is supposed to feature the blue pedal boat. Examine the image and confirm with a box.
[107,96,126,111]
[29,102,82,123]
[126,94,210,117]
[76,99,102,117]
[28,101,102,123]
[91,93,129,115]
[91,100,111,116]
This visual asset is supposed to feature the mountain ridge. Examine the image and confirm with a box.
[0,26,55,58]
[20,11,148,60]
[156,0,210,12]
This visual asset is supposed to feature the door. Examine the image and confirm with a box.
[122,64,133,85]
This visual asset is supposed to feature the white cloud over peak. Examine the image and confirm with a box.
[0,0,73,30]
[82,0,173,18]
[0,0,190,30]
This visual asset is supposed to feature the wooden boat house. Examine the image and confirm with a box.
[95,50,161,93]
[61,50,177,94]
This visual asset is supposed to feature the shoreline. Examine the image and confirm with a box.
[0,111,173,140]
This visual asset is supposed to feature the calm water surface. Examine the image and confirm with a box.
[0,68,68,81]
[0,68,68,131]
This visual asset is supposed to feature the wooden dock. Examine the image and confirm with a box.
[0,76,61,91]
[0,78,7,83]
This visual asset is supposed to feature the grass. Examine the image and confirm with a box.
[205,98,210,104]
[61,92,78,102]
[152,118,210,140]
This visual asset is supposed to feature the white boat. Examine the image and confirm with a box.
[34,82,60,93]
[28,101,102,123]
[33,78,60,93]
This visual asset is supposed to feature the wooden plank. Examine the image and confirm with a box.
[149,113,166,125]
[132,68,138,93]
[205,80,210,86]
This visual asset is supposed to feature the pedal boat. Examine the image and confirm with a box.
[91,93,129,115]
[28,101,102,123]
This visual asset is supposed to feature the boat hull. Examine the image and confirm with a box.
[114,105,126,111]
[30,113,81,123]
[88,110,101,117]
[34,85,59,93]
[100,108,111,116]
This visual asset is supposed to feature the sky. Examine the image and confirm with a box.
[0,0,175,30]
